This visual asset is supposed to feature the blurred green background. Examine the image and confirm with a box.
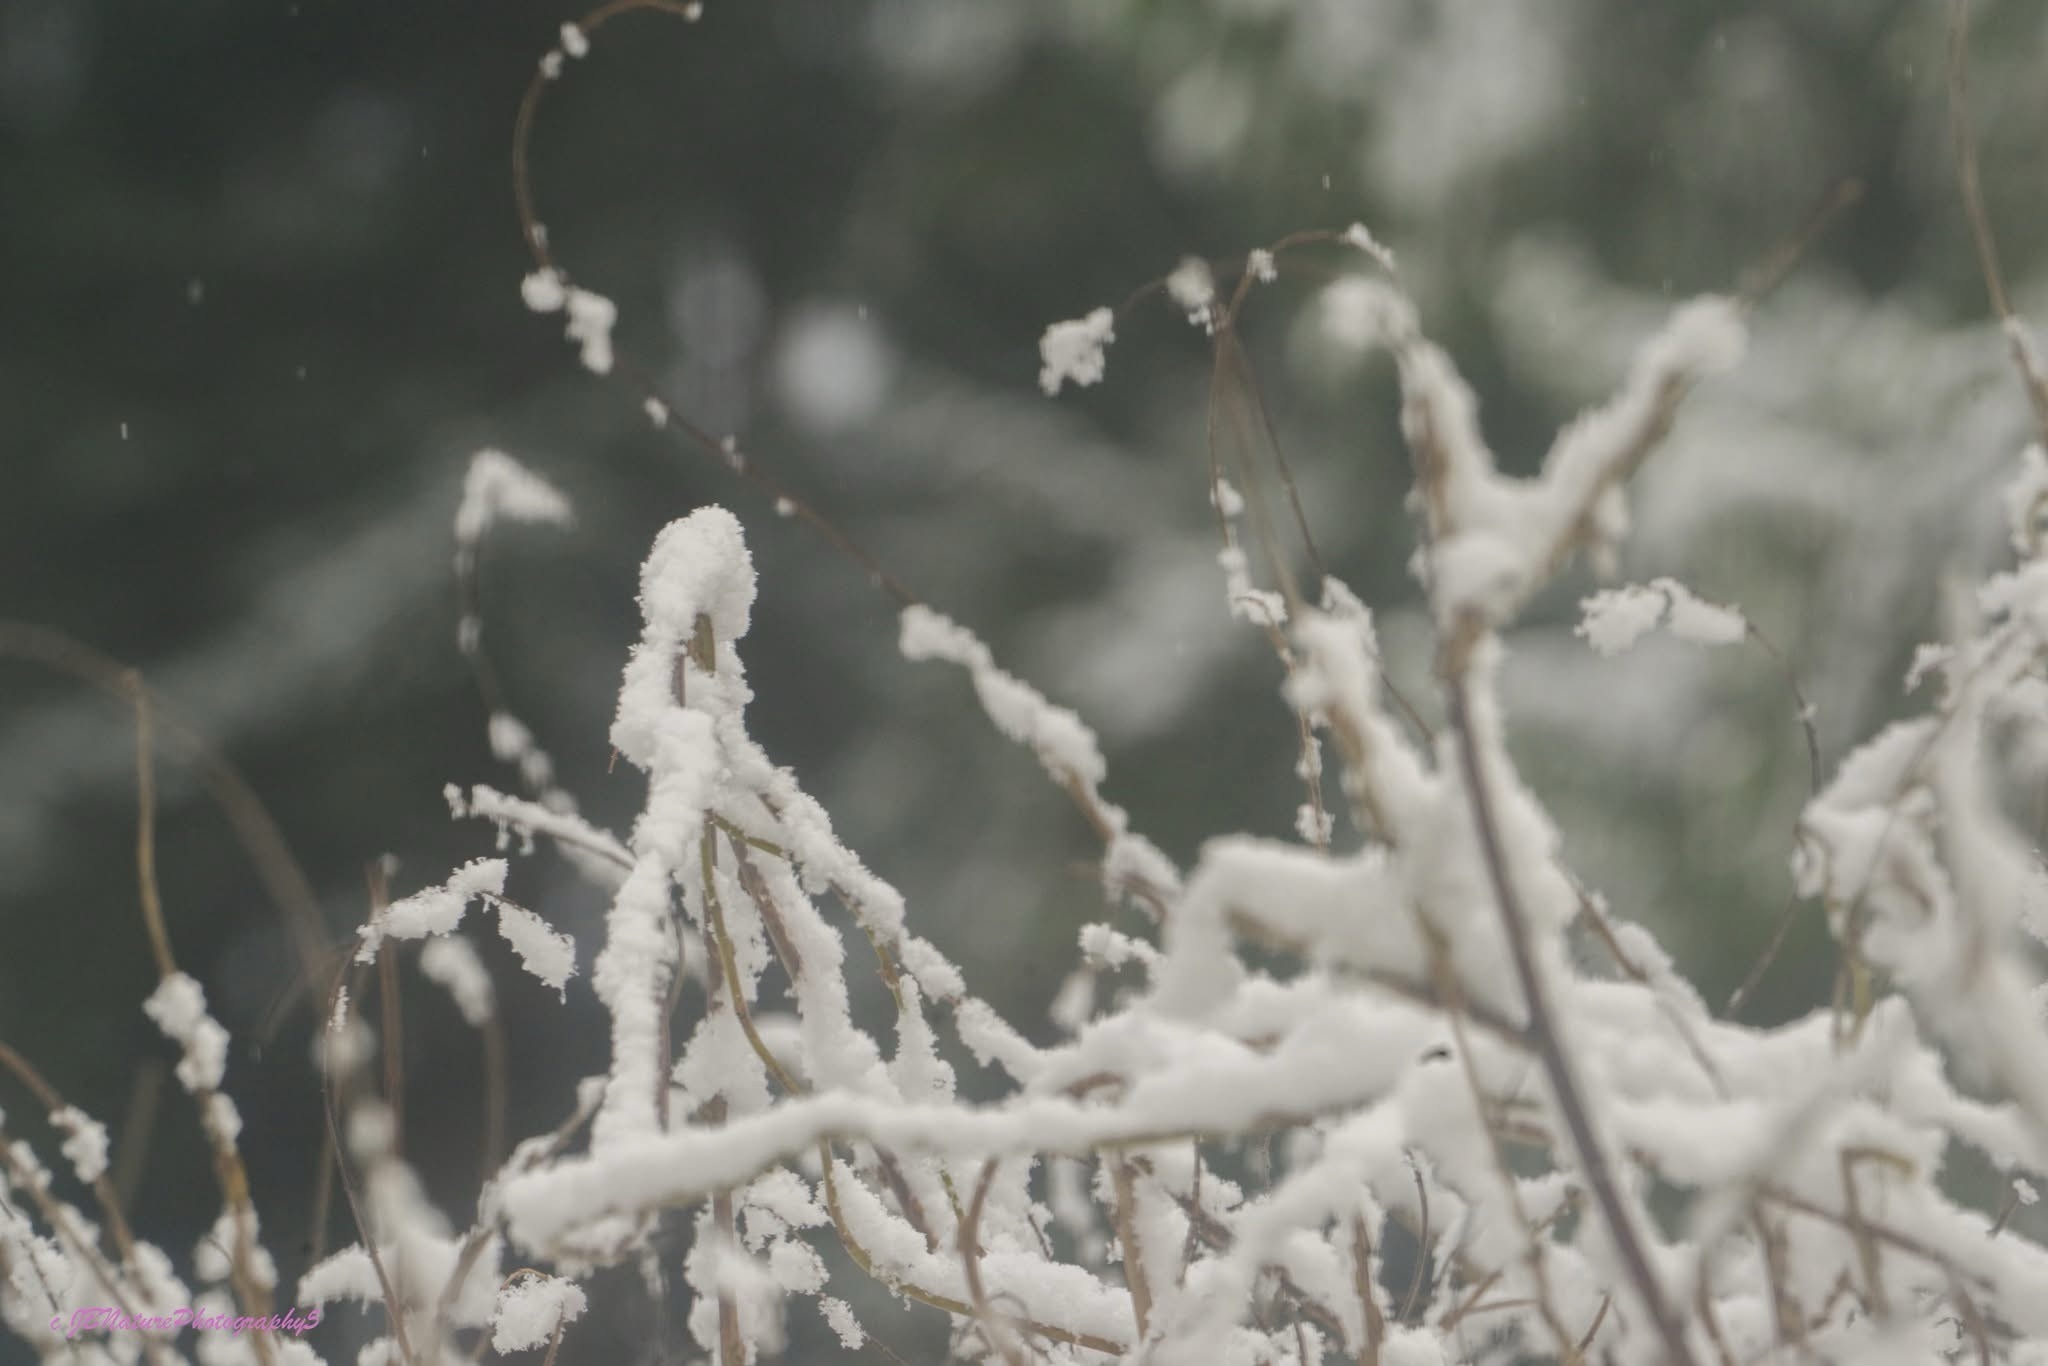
[3,0,2045,1359]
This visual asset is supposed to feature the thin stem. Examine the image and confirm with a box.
[961,1158,1031,1366]
[1351,1215,1386,1366]
[1107,1156,1153,1340]
[1946,0,2048,443]
[1444,676,1698,1366]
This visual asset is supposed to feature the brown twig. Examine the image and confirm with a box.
[1946,0,2048,444]
[1725,621,1826,1015]
[1351,1214,1386,1366]
[321,959,414,1365]
[510,0,917,610]
[0,1046,172,1366]
[1444,675,1697,1366]
[128,677,278,1366]
[1397,1156,1432,1323]
[1429,927,1580,1360]
[1107,1156,1154,1340]
[961,1158,1032,1366]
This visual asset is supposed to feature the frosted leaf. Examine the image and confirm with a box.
[1038,307,1115,395]
[818,1296,864,1348]
[1246,247,1277,283]
[495,899,577,997]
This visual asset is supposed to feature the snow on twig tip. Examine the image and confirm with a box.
[518,269,618,374]
[354,857,507,962]
[456,448,573,547]
[1167,256,1217,330]
[493,896,577,997]
[1577,578,1746,657]
[1038,307,1115,395]
[1342,221,1397,274]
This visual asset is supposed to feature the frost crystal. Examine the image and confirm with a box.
[1342,220,1397,273]
[819,1296,864,1348]
[518,270,619,374]
[1038,307,1115,395]
[355,858,507,961]
[50,1107,109,1185]
[521,268,567,313]
[1320,275,1414,351]
[2005,444,2048,557]
[143,973,230,1093]
[900,604,1105,785]
[493,1274,588,1352]
[1578,578,1745,656]
[1167,255,1216,329]
[564,287,618,374]
[455,449,572,547]
[1578,584,1665,655]
[495,899,577,997]
[419,936,494,1025]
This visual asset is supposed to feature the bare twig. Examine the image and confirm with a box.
[1444,675,1698,1366]
[1107,1156,1154,1339]
[961,1159,1032,1366]
[1351,1214,1387,1366]
[1947,0,2048,443]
